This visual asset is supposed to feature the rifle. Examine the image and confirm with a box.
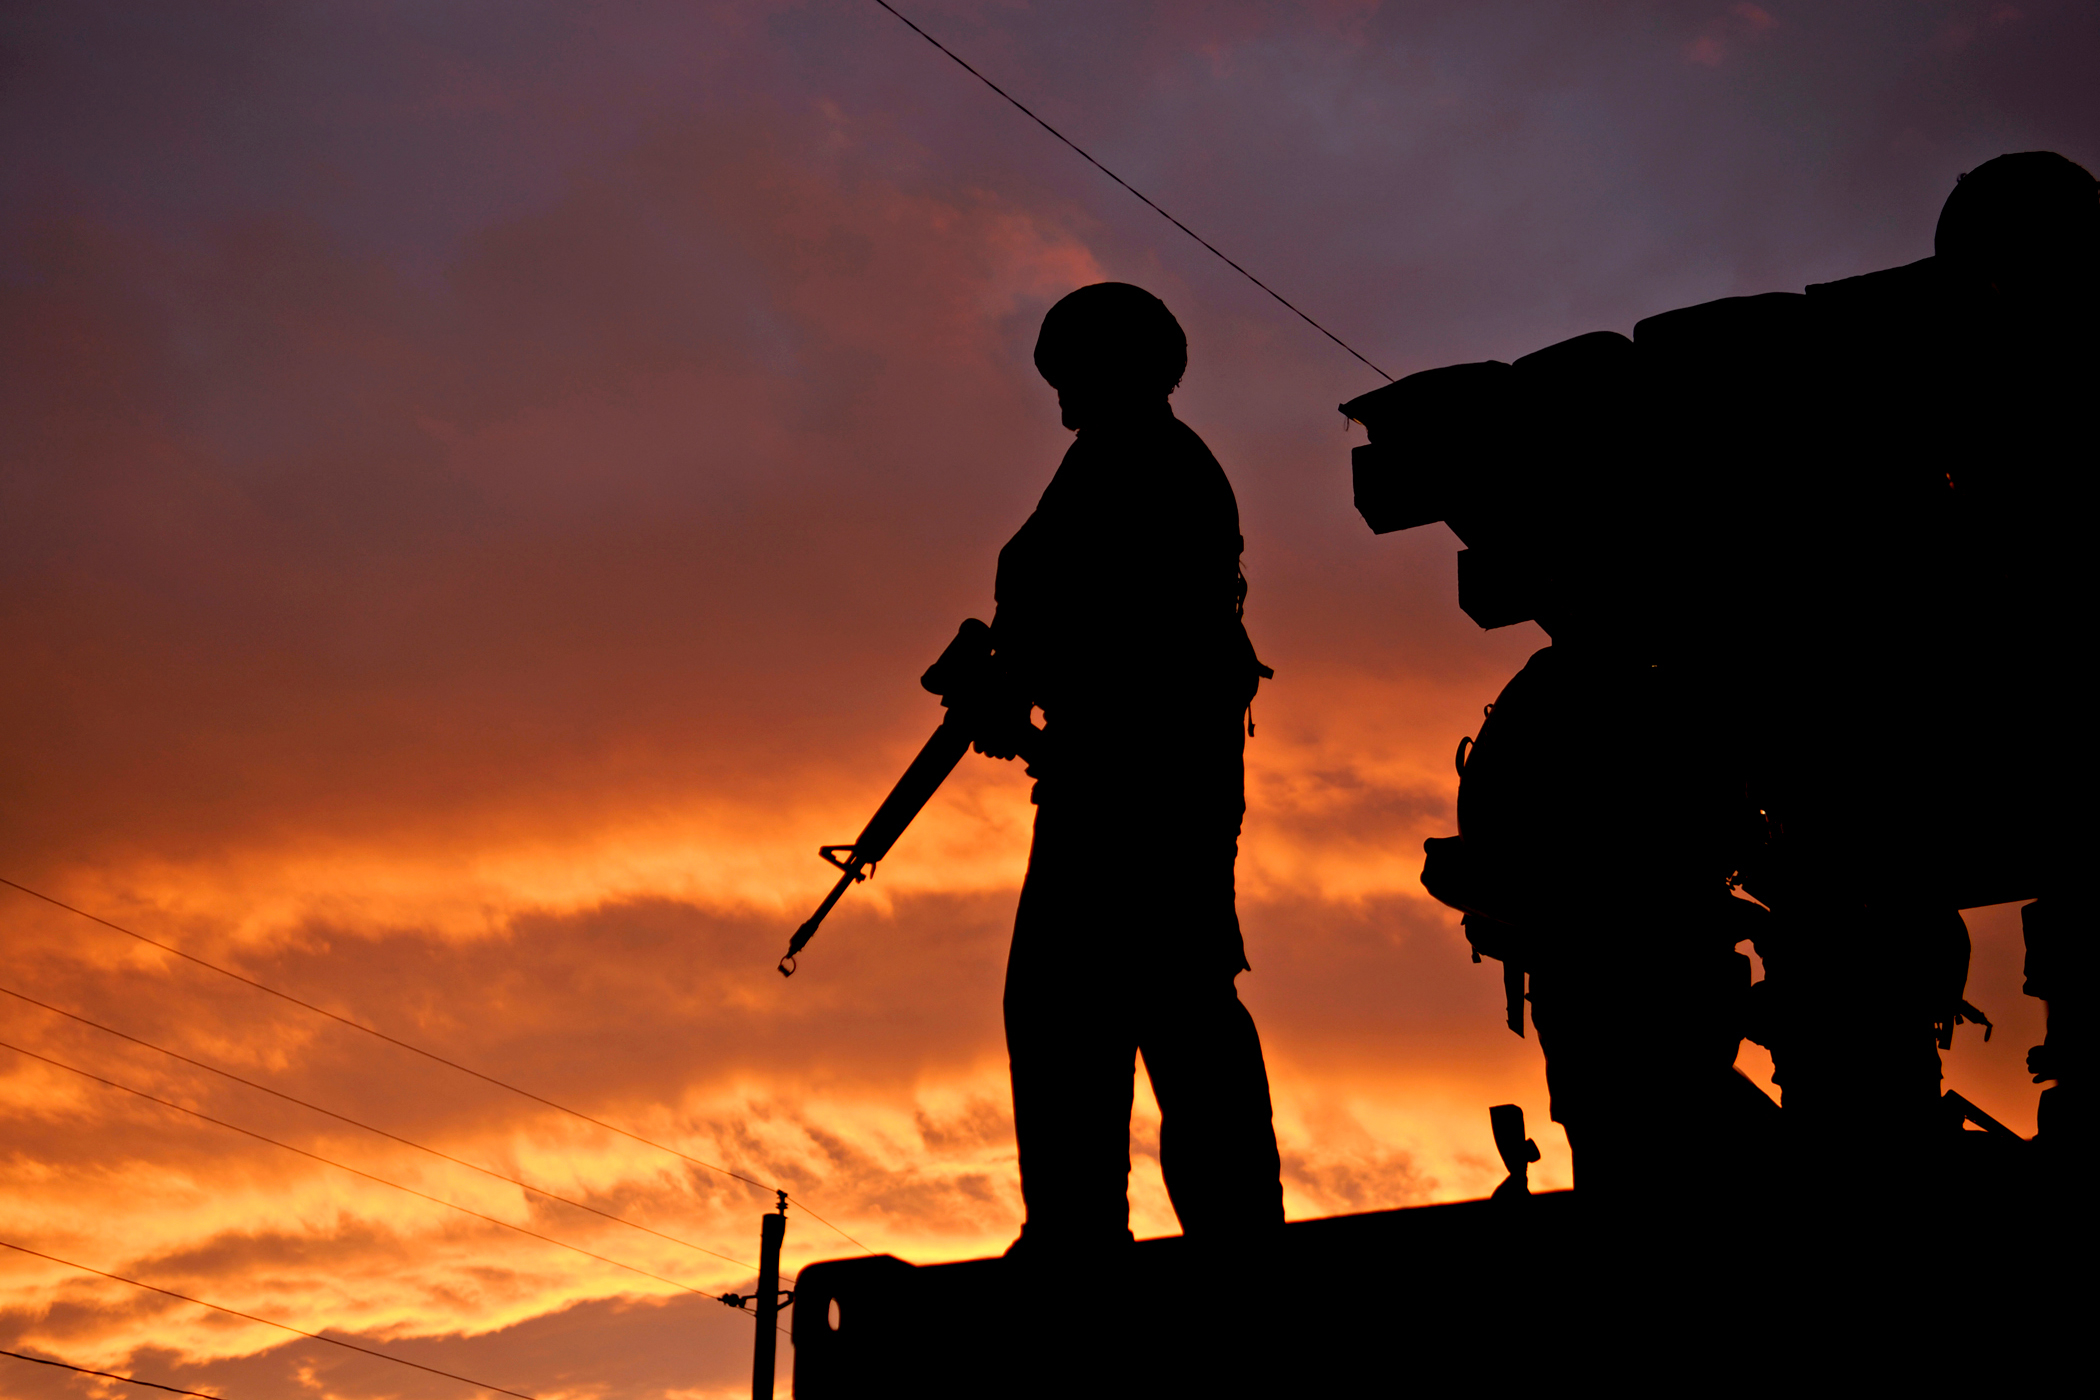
[778,618,1040,976]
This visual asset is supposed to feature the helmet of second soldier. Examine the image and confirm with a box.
[1934,151,2100,300]
[1034,283,1188,430]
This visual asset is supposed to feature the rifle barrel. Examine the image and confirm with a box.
[780,865,861,975]
[777,716,975,976]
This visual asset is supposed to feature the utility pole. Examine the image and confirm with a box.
[752,1191,788,1400]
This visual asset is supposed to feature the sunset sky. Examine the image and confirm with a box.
[3,3,2093,1396]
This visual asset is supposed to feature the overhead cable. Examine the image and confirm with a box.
[0,1239,539,1400]
[0,876,872,1256]
[0,1038,729,1301]
[866,0,1392,381]
[0,982,775,1279]
[0,1347,225,1398]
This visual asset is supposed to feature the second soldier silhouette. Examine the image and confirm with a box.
[982,283,1284,1260]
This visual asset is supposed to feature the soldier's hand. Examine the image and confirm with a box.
[972,728,1021,761]
[2028,1043,2058,1084]
[970,703,1033,761]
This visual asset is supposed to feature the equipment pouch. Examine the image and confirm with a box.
[1233,619,1273,706]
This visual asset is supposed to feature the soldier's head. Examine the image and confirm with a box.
[1033,282,1187,430]
[1934,151,2099,300]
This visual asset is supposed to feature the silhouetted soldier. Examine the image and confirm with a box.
[1927,152,2097,1163]
[1428,645,1775,1205]
[1741,152,2095,1162]
[984,283,1283,1260]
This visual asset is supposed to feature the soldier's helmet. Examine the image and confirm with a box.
[1034,282,1188,396]
[1934,151,2100,295]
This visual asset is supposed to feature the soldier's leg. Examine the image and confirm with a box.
[1003,812,1141,1254]
[1004,972,1138,1252]
[1527,960,1649,1200]
[1525,965,1596,1179]
[1137,973,1283,1237]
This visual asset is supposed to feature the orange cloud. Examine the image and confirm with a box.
[1,2,2072,1395]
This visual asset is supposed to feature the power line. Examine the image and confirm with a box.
[0,1038,730,1302]
[0,876,874,1257]
[0,982,777,1280]
[1,1347,226,1398]
[866,0,1393,382]
[0,1239,539,1400]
